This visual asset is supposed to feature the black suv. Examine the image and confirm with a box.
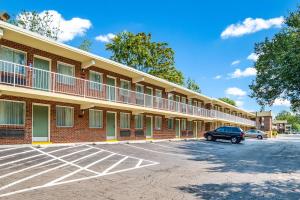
[204,126,245,144]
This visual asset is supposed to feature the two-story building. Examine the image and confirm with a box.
[0,19,256,144]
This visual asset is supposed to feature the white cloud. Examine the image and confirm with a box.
[221,16,284,39]
[247,53,259,62]
[235,100,244,107]
[95,33,116,43]
[17,10,92,42]
[225,87,247,97]
[231,60,240,65]
[214,75,222,80]
[273,98,291,107]
[230,67,257,78]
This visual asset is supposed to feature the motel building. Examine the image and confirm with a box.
[0,20,256,145]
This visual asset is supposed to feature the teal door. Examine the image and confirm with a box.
[106,77,116,101]
[32,105,49,142]
[146,116,152,138]
[106,112,116,139]
[33,57,50,90]
[175,119,180,137]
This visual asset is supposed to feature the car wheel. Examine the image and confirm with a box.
[207,135,213,141]
[257,135,263,140]
[231,137,238,144]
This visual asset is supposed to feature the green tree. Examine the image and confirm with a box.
[250,6,300,111]
[78,39,92,52]
[186,78,201,93]
[11,11,60,40]
[106,31,184,85]
[276,111,300,131]
[218,97,236,106]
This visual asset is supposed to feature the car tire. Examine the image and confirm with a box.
[207,135,213,141]
[231,137,238,144]
[257,135,263,140]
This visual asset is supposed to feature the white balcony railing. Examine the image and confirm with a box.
[0,60,256,126]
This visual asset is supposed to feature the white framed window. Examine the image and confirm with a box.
[120,112,130,129]
[89,71,103,91]
[155,116,162,130]
[155,89,162,98]
[56,106,74,127]
[135,84,144,105]
[187,121,193,130]
[0,46,27,74]
[89,109,103,128]
[135,114,143,129]
[120,79,131,102]
[167,118,174,129]
[57,62,75,85]
[0,100,25,125]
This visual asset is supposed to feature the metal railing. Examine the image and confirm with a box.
[0,59,255,126]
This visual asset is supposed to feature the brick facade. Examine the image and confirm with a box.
[0,38,252,144]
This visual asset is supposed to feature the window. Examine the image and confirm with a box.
[167,118,174,129]
[0,100,25,125]
[155,116,162,130]
[0,46,26,74]
[89,71,102,91]
[120,80,131,102]
[57,63,75,85]
[155,89,163,108]
[216,127,225,132]
[181,119,186,130]
[89,109,103,128]
[135,84,144,105]
[120,113,130,129]
[135,114,143,129]
[56,106,74,127]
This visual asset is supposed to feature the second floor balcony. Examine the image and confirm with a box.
[0,59,256,127]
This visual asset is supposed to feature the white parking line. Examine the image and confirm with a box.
[0,147,28,153]
[124,143,188,157]
[0,145,159,198]
[0,147,103,192]
[0,146,93,179]
[0,149,36,160]
[0,145,83,167]
[102,156,128,174]
[46,153,116,186]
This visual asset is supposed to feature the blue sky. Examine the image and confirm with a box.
[1,0,298,116]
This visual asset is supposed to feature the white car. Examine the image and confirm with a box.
[245,129,268,139]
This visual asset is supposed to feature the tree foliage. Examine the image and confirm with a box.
[276,110,300,131]
[11,11,60,40]
[106,31,184,85]
[78,39,92,52]
[186,78,201,93]
[250,6,300,111]
[218,97,236,106]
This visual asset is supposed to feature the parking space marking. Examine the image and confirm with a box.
[0,144,159,198]
[0,146,93,179]
[0,145,83,167]
[46,153,116,186]
[125,143,189,157]
[0,146,29,153]
[0,149,36,160]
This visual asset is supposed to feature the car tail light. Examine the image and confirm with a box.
[241,132,245,137]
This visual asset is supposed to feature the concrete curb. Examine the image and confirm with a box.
[0,138,205,148]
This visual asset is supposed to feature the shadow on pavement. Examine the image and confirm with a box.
[173,139,300,174]
[177,179,300,200]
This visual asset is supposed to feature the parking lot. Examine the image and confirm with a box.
[1,135,300,200]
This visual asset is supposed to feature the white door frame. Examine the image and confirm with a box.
[146,115,153,138]
[32,103,50,142]
[106,111,117,140]
[193,121,197,138]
